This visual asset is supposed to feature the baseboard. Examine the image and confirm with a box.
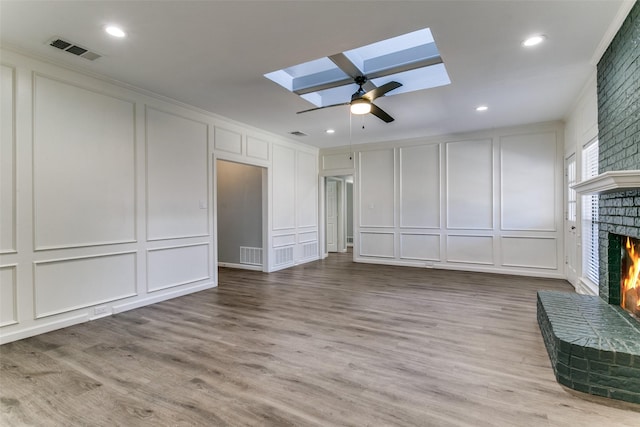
[575,278,598,295]
[0,281,217,345]
[112,281,216,314]
[218,262,262,271]
[0,313,89,345]
[353,256,565,279]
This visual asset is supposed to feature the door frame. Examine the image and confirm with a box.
[213,155,269,277]
[319,169,355,259]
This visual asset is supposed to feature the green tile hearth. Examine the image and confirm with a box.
[537,291,640,404]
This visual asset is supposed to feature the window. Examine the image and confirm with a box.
[582,139,599,285]
[264,28,450,108]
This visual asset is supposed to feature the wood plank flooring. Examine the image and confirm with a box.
[2,252,639,426]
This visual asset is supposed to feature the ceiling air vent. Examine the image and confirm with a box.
[48,37,102,61]
[289,131,307,137]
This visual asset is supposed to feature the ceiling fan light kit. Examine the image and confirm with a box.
[350,98,372,115]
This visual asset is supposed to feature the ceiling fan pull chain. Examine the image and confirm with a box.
[349,110,353,160]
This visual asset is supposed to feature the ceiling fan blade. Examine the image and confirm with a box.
[328,53,362,79]
[296,102,349,114]
[369,103,395,123]
[328,53,377,92]
[363,81,403,102]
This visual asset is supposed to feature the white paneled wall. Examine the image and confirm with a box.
[0,49,318,343]
[359,149,395,227]
[446,139,493,229]
[146,108,209,240]
[399,144,439,228]
[33,252,137,318]
[147,244,210,292]
[1,65,15,254]
[269,142,319,270]
[321,122,564,278]
[0,265,16,326]
[500,132,557,231]
[33,76,136,249]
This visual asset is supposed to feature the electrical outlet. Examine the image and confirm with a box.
[94,305,109,316]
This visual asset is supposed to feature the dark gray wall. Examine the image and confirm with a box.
[597,1,640,301]
[216,160,263,264]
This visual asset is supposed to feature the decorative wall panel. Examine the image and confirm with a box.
[360,232,394,258]
[214,126,242,154]
[246,136,269,161]
[501,237,557,269]
[33,76,135,249]
[359,149,395,227]
[147,244,209,292]
[298,231,318,243]
[446,140,493,229]
[272,144,296,230]
[400,234,440,261]
[273,234,296,247]
[446,235,494,265]
[297,151,318,228]
[146,108,208,240]
[34,252,137,318]
[501,132,557,231]
[0,65,15,253]
[322,152,354,171]
[400,144,440,228]
[0,265,17,326]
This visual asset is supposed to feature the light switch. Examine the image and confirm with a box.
[199,200,207,209]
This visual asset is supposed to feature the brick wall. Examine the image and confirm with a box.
[596,1,640,301]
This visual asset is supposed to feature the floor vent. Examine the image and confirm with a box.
[274,246,294,266]
[303,242,317,259]
[48,37,102,61]
[240,246,262,266]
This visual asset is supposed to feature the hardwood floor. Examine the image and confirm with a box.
[1,252,639,426]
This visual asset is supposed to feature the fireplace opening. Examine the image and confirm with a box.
[621,235,640,317]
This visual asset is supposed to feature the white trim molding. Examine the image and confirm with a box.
[572,170,640,195]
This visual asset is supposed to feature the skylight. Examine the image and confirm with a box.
[265,28,450,108]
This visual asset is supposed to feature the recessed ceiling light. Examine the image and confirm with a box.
[476,105,488,112]
[522,35,545,47]
[326,129,335,134]
[105,25,126,38]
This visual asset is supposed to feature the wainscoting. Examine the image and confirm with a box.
[320,122,564,279]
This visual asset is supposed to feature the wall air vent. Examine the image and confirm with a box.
[48,37,102,61]
[289,131,307,137]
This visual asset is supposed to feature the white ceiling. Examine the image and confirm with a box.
[0,1,629,149]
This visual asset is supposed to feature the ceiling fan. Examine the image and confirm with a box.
[297,75,402,123]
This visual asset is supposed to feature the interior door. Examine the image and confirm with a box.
[326,179,338,252]
[565,154,578,286]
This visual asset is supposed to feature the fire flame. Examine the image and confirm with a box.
[621,236,640,315]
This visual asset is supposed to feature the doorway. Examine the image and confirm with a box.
[216,159,267,271]
[325,175,353,255]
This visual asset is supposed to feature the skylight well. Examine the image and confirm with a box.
[265,28,450,108]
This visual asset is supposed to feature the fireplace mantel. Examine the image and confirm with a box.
[572,170,640,195]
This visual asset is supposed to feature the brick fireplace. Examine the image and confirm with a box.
[537,2,640,404]
[595,0,640,317]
